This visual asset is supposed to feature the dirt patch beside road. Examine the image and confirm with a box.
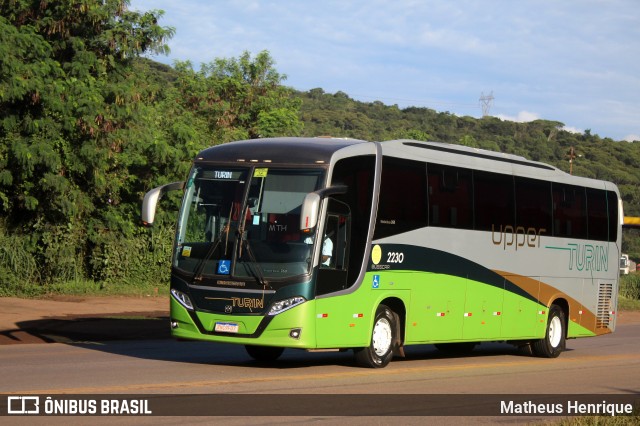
[0,295,169,344]
[1,295,639,345]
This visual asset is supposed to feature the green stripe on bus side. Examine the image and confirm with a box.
[171,274,598,348]
[567,319,597,338]
[317,271,549,345]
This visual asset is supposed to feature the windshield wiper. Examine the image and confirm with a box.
[191,204,235,283]
[239,234,271,290]
[191,234,223,283]
[237,206,271,290]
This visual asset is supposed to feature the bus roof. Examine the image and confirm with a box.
[381,139,618,190]
[195,137,369,165]
[193,137,617,193]
[382,139,558,170]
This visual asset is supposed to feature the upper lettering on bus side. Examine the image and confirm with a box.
[491,224,546,251]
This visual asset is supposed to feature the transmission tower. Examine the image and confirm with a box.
[479,91,494,117]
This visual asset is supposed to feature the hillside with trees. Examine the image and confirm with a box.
[1,1,638,294]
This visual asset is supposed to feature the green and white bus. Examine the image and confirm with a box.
[142,137,622,368]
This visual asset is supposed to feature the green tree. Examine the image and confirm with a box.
[0,1,174,285]
[173,50,303,143]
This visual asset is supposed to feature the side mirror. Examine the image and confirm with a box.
[300,192,321,231]
[141,181,185,226]
[299,185,348,231]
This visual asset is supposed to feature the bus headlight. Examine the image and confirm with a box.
[268,296,306,316]
[171,289,194,311]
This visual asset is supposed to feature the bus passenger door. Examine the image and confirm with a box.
[316,198,350,296]
[314,199,365,348]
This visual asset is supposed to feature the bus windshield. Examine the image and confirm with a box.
[174,166,324,282]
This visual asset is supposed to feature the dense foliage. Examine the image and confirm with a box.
[0,1,638,295]
[0,1,302,294]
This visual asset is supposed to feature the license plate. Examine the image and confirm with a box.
[214,322,239,333]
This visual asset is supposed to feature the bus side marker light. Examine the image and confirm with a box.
[317,313,328,318]
[579,310,583,315]
[538,310,546,315]
[353,313,363,318]
[436,312,445,317]
[464,312,472,317]
[493,311,501,316]
[349,324,356,327]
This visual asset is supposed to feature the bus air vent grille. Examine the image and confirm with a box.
[596,282,613,329]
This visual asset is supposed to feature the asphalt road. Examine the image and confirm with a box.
[1,320,639,424]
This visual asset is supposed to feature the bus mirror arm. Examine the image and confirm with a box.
[300,185,347,231]
[141,181,185,227]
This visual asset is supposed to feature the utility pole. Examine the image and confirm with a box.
[567,146,576,175]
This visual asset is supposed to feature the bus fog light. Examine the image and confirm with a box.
[268,296,306,316]
[171,289,194,311]
[289,328,302,339]
[170,320,179,329]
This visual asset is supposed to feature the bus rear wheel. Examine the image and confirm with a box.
[245,345,284,362]
[354,304,397,368]
[532,304,565,358]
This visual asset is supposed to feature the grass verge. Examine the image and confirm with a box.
[0,280,169,299]
[617,296,640,311]
[548,415,640,425]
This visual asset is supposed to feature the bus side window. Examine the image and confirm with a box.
[427,164,473,229]
[374,157,427,239]
[515,177,551,231]
[552,184,587,239]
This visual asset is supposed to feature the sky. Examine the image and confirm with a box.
[129,0,640,142]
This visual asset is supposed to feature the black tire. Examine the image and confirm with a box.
[245,345,284,362]
[354,304,397,368]
[434,342,476,355]
[532,304,566,358]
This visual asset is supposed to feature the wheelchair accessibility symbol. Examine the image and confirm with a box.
[217,260,231,275]
[372,274,380,289]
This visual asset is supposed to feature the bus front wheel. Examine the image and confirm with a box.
[245,345,284,362]
[354,304,397,368]
[532,304,565,358]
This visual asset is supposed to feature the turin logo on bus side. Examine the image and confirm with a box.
[491,224,609,272]
[546,243,609,272]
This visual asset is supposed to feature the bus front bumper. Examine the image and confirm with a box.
[169,296,317,348]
